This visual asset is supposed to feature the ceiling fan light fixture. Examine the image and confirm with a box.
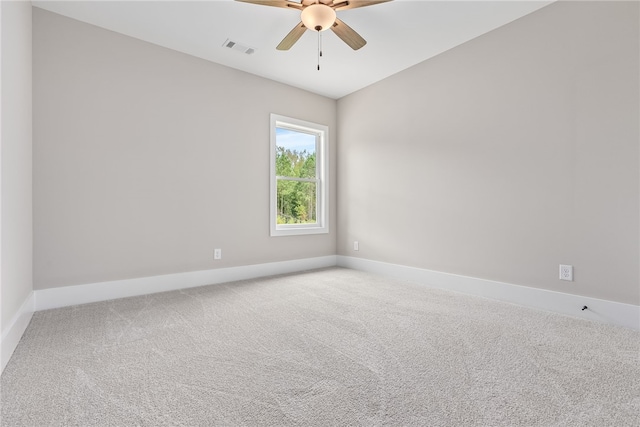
[301,4,336,32]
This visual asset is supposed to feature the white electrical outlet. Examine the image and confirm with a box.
[559,264,573,281]
[214,249,222,260]
[353,241,359,251]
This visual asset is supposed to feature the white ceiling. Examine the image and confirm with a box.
[32,0,552,99]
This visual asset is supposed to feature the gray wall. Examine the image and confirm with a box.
[337,1,639,304]
[33,9,337,290]
[1,2,33,330]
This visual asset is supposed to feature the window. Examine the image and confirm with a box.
[270,114,328,236]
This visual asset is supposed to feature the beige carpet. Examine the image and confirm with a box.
[1,267,639,426]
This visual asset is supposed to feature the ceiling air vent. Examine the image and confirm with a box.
[223,39,255,55]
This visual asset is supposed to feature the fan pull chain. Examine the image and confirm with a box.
[317,30,321,70]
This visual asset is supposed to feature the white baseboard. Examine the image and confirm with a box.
[337,256,640,331]
[1,292,35,374]
[35,255,338,311]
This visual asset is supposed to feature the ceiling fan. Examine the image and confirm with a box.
[236,0,391,51]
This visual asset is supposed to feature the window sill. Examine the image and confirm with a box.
[271,225,329,237]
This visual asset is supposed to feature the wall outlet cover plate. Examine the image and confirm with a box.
[559,264,573,281]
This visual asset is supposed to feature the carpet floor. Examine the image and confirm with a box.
[1,267,639,426]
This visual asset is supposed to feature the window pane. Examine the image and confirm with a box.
[276,180,317,225]
[276,127,316,179]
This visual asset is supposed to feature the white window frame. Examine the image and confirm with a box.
[270,114,329,237]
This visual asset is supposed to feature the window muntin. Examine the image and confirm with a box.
[270,114,328,236]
